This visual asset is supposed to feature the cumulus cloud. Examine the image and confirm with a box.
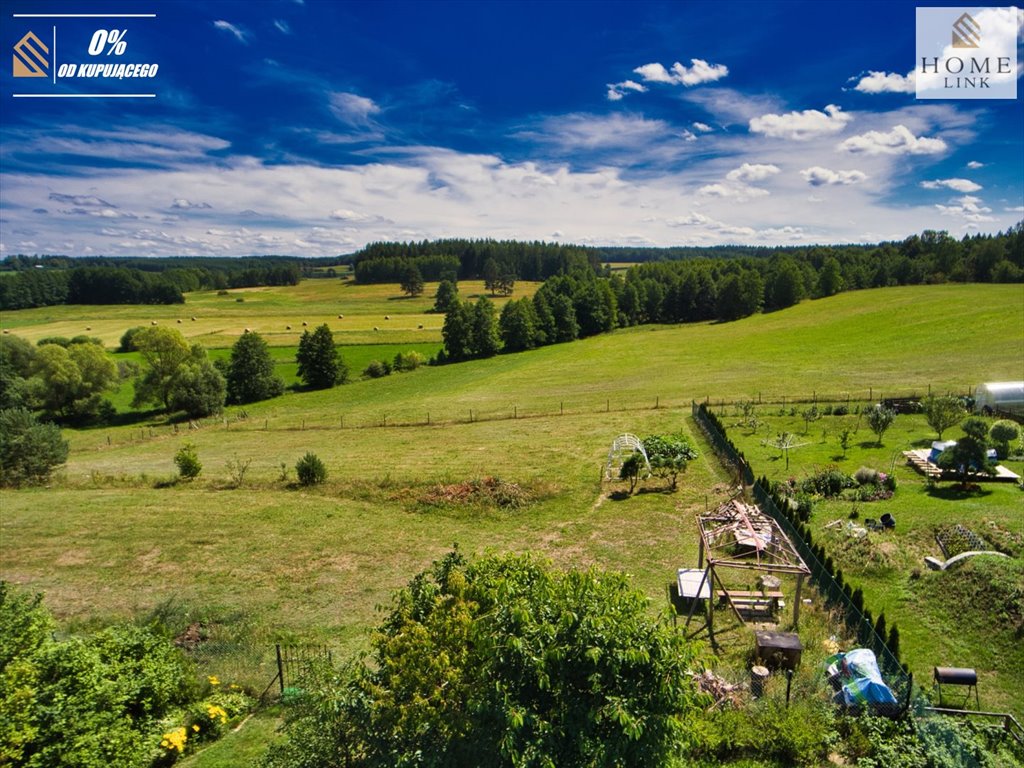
[800,166,868,186]
[213,20,250,44]
[171,198,213,209]
[852,70,915,94]
[606,79,647,101]
[839,124,947,155]
[748,104,852,140]
[329,91,381,124]
[692,121,713,133]
[633,58,729,86]
[697,182,769,201]
[920,178,982,193]
[935,195,994,222]
[967,161,985,169]
[726,163,780,182]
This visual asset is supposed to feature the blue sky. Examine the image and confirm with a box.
[2,0,1022,257]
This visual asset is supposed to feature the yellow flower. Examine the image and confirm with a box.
[159,726,188,753]
[207,675,220,686]
[207,704,228,724]
[192,724,200,732]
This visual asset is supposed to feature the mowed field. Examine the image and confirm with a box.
[1,282,1022,712]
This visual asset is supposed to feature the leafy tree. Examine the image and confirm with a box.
[391,351,424,372]
[549,293,579,342]
[619,452,645,494]
[433,279,459,313]
[441,301,474,361]
[262,551,704,768]
[817,256,844,296]
[642,433,698,490]
[715,269,762,321]
[131,327,193,411]
[296,324,346,389]
[168,356,225,418]
[226,331,285,405]
[399,264,424,298]
[495,272,516,297]
[989,420,1020,459]
[117,326,146,353]
[30,341,117,421]
[922,395,966,440]
[498,298,539,352]
[937,417,994,487]
[471,297,501,358]
[866,406,896,446]
[482,257,500,295]
[0,408,69,486]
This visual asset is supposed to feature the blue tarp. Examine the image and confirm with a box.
[825,648,898,709]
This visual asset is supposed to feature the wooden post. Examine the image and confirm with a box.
[655,396,659,409]
[698,536,705,568]
[276,644,285,694]
[427,412,430,425]
[514,406,517,420]
[560,402,564,416]
[794,574,804,628]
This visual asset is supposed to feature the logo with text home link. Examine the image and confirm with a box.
[13,31,49,77]
[952,12,981,48]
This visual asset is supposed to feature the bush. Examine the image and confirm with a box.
[854,466,881,486]
[990,420,1020,459]
[118,326,146,352]
[362,359,391,378]
[0,408,69,486]
[392,350,424,372]
[295,452,327,486]
[174,443,202,480]
[801,466,856,497]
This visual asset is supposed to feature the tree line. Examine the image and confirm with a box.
[352,238,599,283]
[0,259,303,311]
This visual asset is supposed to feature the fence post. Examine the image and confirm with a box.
[276,644,285,694]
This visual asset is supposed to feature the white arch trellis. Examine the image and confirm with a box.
[604,433,652,482]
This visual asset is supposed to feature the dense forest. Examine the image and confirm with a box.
[0,257,305,310]
[352,239,599,283]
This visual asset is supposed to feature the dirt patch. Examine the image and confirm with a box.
[55,549,90,567]
[174,621,207,651]
[419,476,533,510]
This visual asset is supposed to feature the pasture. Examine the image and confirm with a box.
[2,281,1022,722]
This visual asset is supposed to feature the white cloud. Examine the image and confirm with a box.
[920,178,982,193]
[329,208,370,221]
[935,195,995,222]
[967,161,985,169]
[852,70,915,94]
[606,80,647,101]
[1006,206,1024,213]
[839,124,947,155]
[726,163,780,182]
[171,198,213,209]
[692,122,713,133]
[329,92,381,124]
[517,112,672,151]
[213,20,250,44]
[800,166,868,186]
[748,104,852,140]
[697,182,770,201]
[633,58,729,87]
[48,192,112,207]
[273,19,291,34]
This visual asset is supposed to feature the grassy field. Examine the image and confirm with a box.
[1,278,534,349]
[1,281,1022,726]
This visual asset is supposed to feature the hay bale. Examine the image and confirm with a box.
[191,316,196,321]
[373,326,379,331]
[286,325,291,330]
[302,321,308,326]
[385,315,390,320]
[176,319,182,323]
[151,320,157,325]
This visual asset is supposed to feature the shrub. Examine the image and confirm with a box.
[295,452,327,486]
[392,350,424,372]
[0,408,69,486]
[362,359,391,378]
[174,442,202,480]
[801,466,856,497]
[854,466,881,486]
[989,420,1020,459]
[119,327,146,354]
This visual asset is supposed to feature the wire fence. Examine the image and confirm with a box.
[91,385,975,452]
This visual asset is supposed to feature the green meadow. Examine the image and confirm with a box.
[2,281,1022,722]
